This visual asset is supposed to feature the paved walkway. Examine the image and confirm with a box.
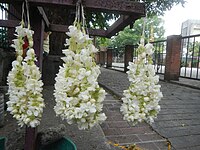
[1,67,199,150]
[98,67,200,150]
[0,86,117,150]
[101,93,169,150]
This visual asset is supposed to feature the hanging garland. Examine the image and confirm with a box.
[120,40,163,125]
[6,2,45,128]
[54,2,107,130]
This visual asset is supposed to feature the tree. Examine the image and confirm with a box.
[45,0,185,55]
[140,0,185,16]
[189,41,200,58]
[86,0,186,29]
[107,16,165,53]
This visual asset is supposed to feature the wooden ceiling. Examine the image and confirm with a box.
[0,0,145,37]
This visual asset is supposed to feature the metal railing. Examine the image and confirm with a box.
[112,47,125,69]
[0,27,9,49]
[151,40,167,74]
[109,40,167,73]
[0,3,10,49]
[181,34,200,80]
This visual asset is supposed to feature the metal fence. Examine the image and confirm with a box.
[109,41,167,74]
[112,47,125,69]
[151,40,167,74]
[180,34,200,80]
[0,3,9,49]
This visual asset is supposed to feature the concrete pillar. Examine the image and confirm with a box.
[164,35,182,81]
[99,51,105,66]
[106,48,112,68]
[124,45,133,72]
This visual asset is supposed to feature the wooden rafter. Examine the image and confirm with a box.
[106,15,138,38]
[0,0,145,37]
[0,19,19,27]
[37,7,50,28]
[0,19,107,36]
[50,24,106,37]
[0,0,145,15]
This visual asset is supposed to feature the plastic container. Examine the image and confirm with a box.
[0,137,6,150]
[39,137,77,150]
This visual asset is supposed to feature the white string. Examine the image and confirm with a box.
[142,17,146,38]
[21,2,24,25]
[74,5,78,24]
[74,0,88,34]
[81,5,85,27]
[81,4,88,34]
[25,0,30,29]
[75,0,81,25]
[140,16,147,45]
[21,0,30,29]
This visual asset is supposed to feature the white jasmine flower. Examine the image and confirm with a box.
[7,24,44,128]
[121,42,162,126]
[145,43,154,55]
[54,25,106,130]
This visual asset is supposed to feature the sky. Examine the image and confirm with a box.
[162,0,200,37]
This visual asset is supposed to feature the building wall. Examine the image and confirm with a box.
[181,19,200,37]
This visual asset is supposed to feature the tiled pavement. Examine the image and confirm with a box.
[98,67,200,150]
[101,93,169,150]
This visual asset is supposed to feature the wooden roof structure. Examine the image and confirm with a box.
[0,0,145,37]
[0,0,145,69]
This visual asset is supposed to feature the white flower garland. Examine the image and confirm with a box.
[7,24,45,128]
[54,25,107,130]
[121,43,163,125]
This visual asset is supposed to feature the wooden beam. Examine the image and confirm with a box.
[84,0,145,15]
[88,28,106,37]
[0,0,74,6]
[0,20,106,37]
[0,0,145,15]
[0,19,20,27]
[37,7,50,28]
[49,24,107,37]
[106,15,138,38]
[8,4,21,20]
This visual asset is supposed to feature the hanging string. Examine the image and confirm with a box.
[81,4,89,34]
[25,0,30,29]
[73,0,88,34]
[140,16,146,45]
[21,0,30,28]
[81,5,85,27]
[21,2,25,25]
[140,4,152,45]
[74,0,81,26]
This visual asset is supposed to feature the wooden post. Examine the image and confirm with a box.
[99,51,105,66]
[24,127,38,150]
[31,8,45,71]
[124,45,133,72]
[164,35,182,81]
[8,4,21,44]
[24,8,44,150]
[106,48,112,68]
[95,52,100,64]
